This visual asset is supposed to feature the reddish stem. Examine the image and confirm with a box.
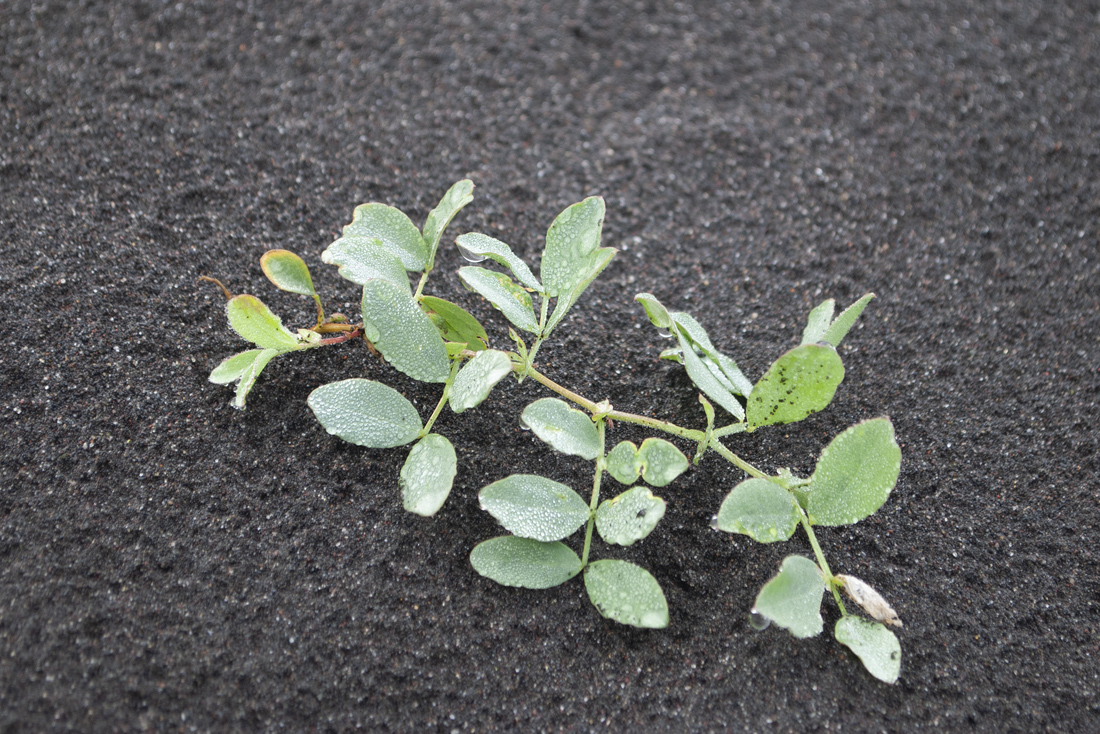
[319,328,363,346]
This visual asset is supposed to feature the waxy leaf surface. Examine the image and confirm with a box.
[716,478,800,543]
[307,378,423,448]
[340,202,428,271]
[454,232,542,291]
[361,279,450,383]
[746,344,844,430]
[540,197,606,298]
[400,434,458,517]
[458,266,540,334]
[520,398,601,460]
[595,487,666,546]
[584,560,669,629]
[321,238,411,292]
[450,349,513,413]
[835,616,901,684]
[754,555,826,639]
[421,179,474,265]
[478,474,591,542]
[470,536,582,589]
[260,249,316,296]
[802,418,901,526]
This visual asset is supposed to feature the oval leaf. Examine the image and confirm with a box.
[595,487,666,546]
[754,555,826,639]
[420,296,489,351]
[746,343,844,430]
[541,197,605,298]
[340,202,428,271]
[470,536,582,589]
[400,434,458,517]
[636,438,689,487]
[458,266,540,334]
[321,237,411,292]
[450,349,513,414]
[209,349,263,385]
[455,232,542,291]
[260,249,316,296]
[307,378,423,448]
[715,477,800,543]
[478,474,591,542]
[421,179,474,264]
[835,616,902,684]
[361,279,450,383]
[605,441,640,484]
[803,418,901,526]
[544,247,616,335]
[583,559,669,629]
[520,398,601,460]
[634,292,674,330]
[226,295,300,349]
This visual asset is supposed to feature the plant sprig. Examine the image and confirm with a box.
[203,180,905,683]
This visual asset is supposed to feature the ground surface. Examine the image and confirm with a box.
[2,1,1099,731]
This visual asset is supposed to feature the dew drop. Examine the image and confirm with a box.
[656,328,674,339]
[709,515,720,530]
[458,245,487,263]
[519,416,532,431]
[749,609,771,631]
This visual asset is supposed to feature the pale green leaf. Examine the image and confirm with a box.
[232,348,282,410]
[260,249,316,296]
[835,616,902,684]
[671,311,753,396]
[634,292,674,330]
[321,237,411,293]
[754,555,825,639]
[421,179,474,266]
[715,478,800,543]
[458,266,540,334]
[636,438,689,487]
[605,441,640,484]
[541,196,606,297]
[454,232,542,291]
[478,474,591,542]
[307,378,423,448]
[801,299,836,345]
[595,487,666,546]
[340,202,428,271]
[420,296,489,351]
[544,247,616,334]
[584,559,669,629]
[802,418,901,526]
[449,349,513,413]
[822,293,875,347]
[226,295,300,349]
[209,349,263,385]
[361,279,450,383]
[520,398,601,460]
[746,343,844,430]
[400,434,458,517]
[470,536,582,589]
[677,329,746,420]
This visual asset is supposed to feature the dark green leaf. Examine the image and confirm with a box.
[802,418,901,526]
[420,295,489,351]
[746,344,844,430]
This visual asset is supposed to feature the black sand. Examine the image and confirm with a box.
[2,1,1098,731]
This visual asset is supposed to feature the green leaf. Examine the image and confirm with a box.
[400,434,458,517]
[339,202,429,271]
[478,474,591,542]
[822,293,875,347]
[801,418,901,526]
[605,441,640,484]
[520,398,601,460]
[420,295,489,351]
[470,536,582,589]
[595,487,666,546]
[635,438,689,487]
[541,197,606,297]
[800,299,836,345]
[307,378,423,448]
[232,348,282,410]
[458,266,540,334]
[583,559,669,629]
[835,616,902,684]
[672,312,753,397]
[226,295,301,349]
[754,555,826,639]
[634,293,674,330]
[421,179,474,266]
[449,349,513,413]
[454,232,542,291]
[209,349,264,385]
[260,249,316,297]
[361,279,450,383]
[715,478,800,543]
[321,238,411,293]
[746,343,844,430]
[544,247,616,334]
[676,328,746,420]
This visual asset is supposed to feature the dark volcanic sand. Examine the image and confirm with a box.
[2,1,1099,731]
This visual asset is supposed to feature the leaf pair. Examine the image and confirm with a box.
[715,417,901,543]
[752,556,901,684]
[457,197,616,339]
[605,438,689,487]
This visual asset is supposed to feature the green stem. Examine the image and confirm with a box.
[581,418,607,567]
[706,437,770,480]
[796,505,847,615]
[524,365,600,412]
[311,294,326,328]
[413,270,431,301]
[713,422,748,437]
[420,359,462,437]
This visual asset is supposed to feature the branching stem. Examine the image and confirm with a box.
[420,359,462,437]
[797,505,847,615]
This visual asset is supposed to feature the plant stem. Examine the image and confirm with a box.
[420,359,462,437]
[318,327,363,346]
[524,365,600,412]
[705,437,771,480]
[413,270,431,300]
[312,294,326,328]
[796,505,847,615]
[581,417,606,567]
[713,422,748,437]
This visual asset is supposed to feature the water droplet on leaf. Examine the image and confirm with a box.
[749,609,771,631]
[709,515,720,530]
[458,244,487,263]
